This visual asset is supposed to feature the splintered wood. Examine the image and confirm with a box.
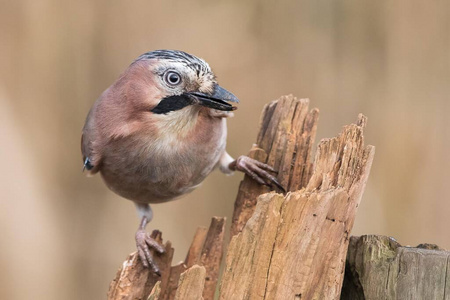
[341,235,450,300]
[220,96,374,299]
[230,96,319,236]
[174,265,206,300]
[107,217,225,300]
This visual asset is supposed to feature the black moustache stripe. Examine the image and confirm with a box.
[150,95,194,114]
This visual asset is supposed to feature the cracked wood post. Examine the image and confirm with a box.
[220,95,375,299]
[341,235,450,300]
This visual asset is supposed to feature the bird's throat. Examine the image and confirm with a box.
[153,105,201,140]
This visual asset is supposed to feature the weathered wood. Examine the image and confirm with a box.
[220,105,374,299]
[185,227,208,266]
[174,265,206,300]
[107,217,225,300]
[148,282,161,300]
[163,217,225,300]
[107,231,173,300]
[161,227,208,300]
[198,217,226,299]
[220,193,285,299]
[341,235,450,300]
[230,95,319,236]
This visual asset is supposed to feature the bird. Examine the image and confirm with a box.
[81,50,284,274]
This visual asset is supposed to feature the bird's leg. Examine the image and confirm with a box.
[134,203,165,275]
[225,154,286,193]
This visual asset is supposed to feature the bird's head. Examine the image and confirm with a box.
[131,50,239,115]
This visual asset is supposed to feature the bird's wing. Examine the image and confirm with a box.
[81,107,102,175]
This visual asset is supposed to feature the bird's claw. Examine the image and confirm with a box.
[235,156,286,193]
[135,229,165,275]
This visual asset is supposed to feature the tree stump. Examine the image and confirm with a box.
[219,96,374,299]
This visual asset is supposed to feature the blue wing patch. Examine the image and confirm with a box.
[83,157,94,171]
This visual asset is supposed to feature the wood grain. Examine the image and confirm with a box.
[219,193,285,300]
[174,265,206,300]
[230,95,319,236]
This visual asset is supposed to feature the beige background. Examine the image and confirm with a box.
[1,1,449,299]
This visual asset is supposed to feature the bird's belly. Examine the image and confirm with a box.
[101,118,227,203]
[139,148,223,202]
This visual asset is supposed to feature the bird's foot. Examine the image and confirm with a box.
[234,156,286,193]
[135,229,165,275]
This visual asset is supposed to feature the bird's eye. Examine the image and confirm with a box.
[164,71,182,86]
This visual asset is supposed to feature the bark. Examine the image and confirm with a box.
[341,235,450,300]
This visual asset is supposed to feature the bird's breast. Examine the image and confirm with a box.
[100,110,227,203]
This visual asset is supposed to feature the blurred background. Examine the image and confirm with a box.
[1,0,449,299]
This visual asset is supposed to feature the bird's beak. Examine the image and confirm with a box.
[187,85,239,111]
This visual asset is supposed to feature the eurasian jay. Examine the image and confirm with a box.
[81,50,283,274]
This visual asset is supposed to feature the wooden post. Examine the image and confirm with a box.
[341,235,450,300]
